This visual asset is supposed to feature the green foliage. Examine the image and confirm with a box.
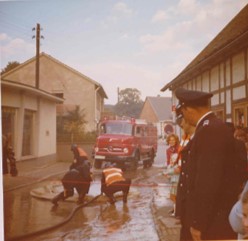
[114,88,144,118]
[57,131,96,143]
[64,106,87,133]
[118,88,143,104]
[1,61,20,75]
[57,106,88,143]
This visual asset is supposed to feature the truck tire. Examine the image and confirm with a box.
[131,151,139,170]
[148,150,155,167]
[94,159,102,169]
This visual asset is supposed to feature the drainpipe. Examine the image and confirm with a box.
[95,86,101,130]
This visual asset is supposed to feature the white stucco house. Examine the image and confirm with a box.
[1,79,63,161]
[2,52,108,133]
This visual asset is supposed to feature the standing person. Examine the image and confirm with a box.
[174,112,195,219]
[101,163,131,204]
[2,134,18,176]
[175,87,246,240]
[165,133,179,208]
[164,133,180,216]
[227,123,248,178]
[234,128,247,143]
[243,127,248,155]
[165,134,179,167]
[229,181,248,240]
[241,190,248,239]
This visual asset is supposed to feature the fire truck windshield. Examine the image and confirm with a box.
[100,122,133,135]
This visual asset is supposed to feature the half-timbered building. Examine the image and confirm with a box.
[161,4,248,128]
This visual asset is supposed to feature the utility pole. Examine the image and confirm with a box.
[117,87,120,103]
[32,23,44,89]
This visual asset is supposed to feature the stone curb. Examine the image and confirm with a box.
[151,192,181,241]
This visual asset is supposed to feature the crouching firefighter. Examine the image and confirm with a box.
[71,143,89,164]
[52,146,92,205]
[101,163,131,204]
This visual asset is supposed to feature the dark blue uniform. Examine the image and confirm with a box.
[52,160,92,205]
[177,112,241,240]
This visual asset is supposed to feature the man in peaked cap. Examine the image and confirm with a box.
[175,88,245,240]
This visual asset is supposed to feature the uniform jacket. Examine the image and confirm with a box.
[69,161,92,181]
[72,147,88,163]
[177,112,239,234]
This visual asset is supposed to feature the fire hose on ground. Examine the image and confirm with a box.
[6,194,102,241]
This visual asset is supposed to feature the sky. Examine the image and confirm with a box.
[0,0,248,104]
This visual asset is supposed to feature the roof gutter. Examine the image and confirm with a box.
[1,79,64,103]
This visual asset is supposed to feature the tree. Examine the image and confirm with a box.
[114,88,144,118]
[63,106,87,143]
[1,61,20,75]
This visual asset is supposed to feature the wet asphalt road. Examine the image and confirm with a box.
[4,141,170,241]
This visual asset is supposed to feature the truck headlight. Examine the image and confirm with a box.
[123,148,129,154]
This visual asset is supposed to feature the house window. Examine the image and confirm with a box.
[1,107,16,146]
[233,104,247,127]
[22,110,34,156]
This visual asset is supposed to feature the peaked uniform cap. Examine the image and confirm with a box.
[175,88,213,106]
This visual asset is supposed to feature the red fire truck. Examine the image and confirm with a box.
[93,118,157,170]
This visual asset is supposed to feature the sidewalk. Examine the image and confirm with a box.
[152,182,181,241]
[2,159,180,241]
[3,159,69,192]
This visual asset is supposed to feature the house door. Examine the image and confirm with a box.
[22,110,34,156]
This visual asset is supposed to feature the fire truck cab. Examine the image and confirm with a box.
[93,118,157,170]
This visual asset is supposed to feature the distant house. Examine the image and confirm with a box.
[2,52,108,133]
[139,96,173,138]
[161,4,248,130]
[101,105,117,120]
[1,79,63,161]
